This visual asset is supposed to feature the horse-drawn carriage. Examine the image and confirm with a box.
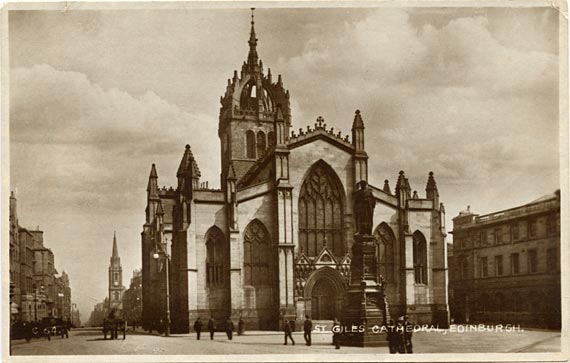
[103,318,127,340]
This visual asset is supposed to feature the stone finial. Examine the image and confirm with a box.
[396,170,409,192]
[412,190,419,199]
[426,171,439,204]
[383,179,391,194]
[352,109,364,129]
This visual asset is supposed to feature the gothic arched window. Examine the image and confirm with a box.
[298,161,345,258]
[256,131,266,158]
[246,130,256,159]
[267,131,275,148]
[374,223,395,283]
[413,231,428,284]
[205,227,225,287]
[243,220,272,286]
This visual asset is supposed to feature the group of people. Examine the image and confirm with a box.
[192,314,413,353]
[284,315,342,349]
[193,316,245,341]
[386,315,414,354]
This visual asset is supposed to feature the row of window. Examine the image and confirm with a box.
[245,130,275,159]
[458,289,560,313]
[456,213,560,250]
[205,219,273,287]
[457,247,559,280]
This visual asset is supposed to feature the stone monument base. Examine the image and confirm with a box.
[341,280,388,347]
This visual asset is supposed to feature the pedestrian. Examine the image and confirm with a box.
[238,316,245,336]
[226,318,234,340]
[193,317,203,340]
[403,315,413,353]
[303,315,312,346]
[208,315,216,340]
[60,321,69,339]
[332,318,341,349]
[283,319,295,345]
[396,317,406,353]
[385,319,400,354]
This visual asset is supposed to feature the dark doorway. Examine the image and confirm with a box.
[311,278,337,320]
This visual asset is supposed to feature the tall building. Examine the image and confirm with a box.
[55,271,72,321]
[450,191,561,328]
[123,269,143,325]
[141,12,449,333]
[9,192,21,320]
[70,303,82,328]
[9,191,75,322]
[108,232,124,311]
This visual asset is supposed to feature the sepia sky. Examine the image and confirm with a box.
[9,6,560,320]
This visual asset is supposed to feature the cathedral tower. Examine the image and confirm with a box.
[218,9,292,184]
[108,231,124,311]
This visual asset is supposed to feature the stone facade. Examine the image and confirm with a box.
[123,269,143,325]
[9,191,74,322]
[450,191,561,328]
[141,13,449,334]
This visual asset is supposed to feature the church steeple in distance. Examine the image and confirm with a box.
[108,231,124,311]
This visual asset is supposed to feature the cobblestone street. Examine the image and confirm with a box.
[10,326,561,357]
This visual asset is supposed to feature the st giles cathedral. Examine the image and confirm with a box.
[141,11,450,334]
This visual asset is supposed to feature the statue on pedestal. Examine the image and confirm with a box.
[353,180,376,236]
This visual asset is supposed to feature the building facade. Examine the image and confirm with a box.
[71,303,82,328]
[55,271,72,321]
[450,191,561,329]
[123,269,143,325]
[108,232,125,311]
[87,299,108,327]
[9,191,75,323]
[141,14,449,333]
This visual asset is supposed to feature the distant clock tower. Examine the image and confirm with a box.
[108,231,124,311]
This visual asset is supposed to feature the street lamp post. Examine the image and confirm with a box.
[153,250,170,337]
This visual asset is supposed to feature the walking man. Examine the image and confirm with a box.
[238,316,245,336]
[208,315,216,340]
[226,318,235,340]
[403,315,413,353]
[283,319,295,345]
[386,319,400,354]
[332,318,341,349]
[303,315,312,346]
[193,317,202,340]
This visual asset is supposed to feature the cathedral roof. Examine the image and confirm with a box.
[237,147,275,188]
[287,116,354,152]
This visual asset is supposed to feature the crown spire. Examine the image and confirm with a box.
[247,8,259,68]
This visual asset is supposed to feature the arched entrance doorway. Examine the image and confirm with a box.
[304,267,346,321]
[311,278,337,320]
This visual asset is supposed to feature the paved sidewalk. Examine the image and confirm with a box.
[11,325,561,356]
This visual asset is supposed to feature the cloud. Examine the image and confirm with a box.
[11,64,220,192]
[275,9,558,194]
